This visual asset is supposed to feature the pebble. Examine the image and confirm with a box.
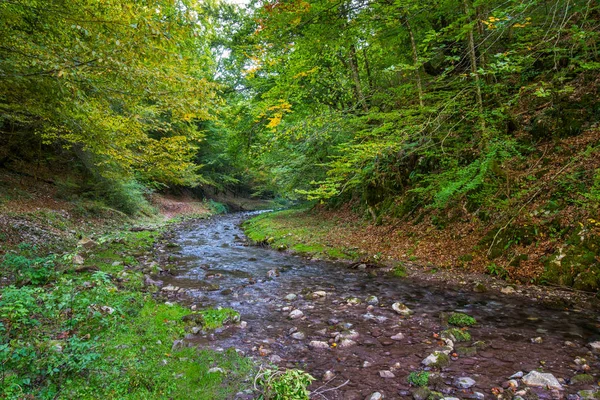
[291,331,306,340]
[269,354,283,363]
[312,291,327,298]
[240,321,247,329]
[208,367,225,374]
[289,309,304,319]
[379,370,395,378]
[366,296,379,305]
[531,337,543,344]
[284,293,297,301]
[366,392,383,400]
[588,341,600,353]
[362,360,372,368]
[323,370,335,381]
[339,339,357,348]
[501,286,516,294]
[309,340,330,349]
[509,371,524,379]
[161,284,179,292]
[392,302,413,315]
[391,333,404,341]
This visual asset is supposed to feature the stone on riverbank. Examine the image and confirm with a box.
[522,370,562,390]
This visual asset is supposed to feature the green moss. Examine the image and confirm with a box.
[571,374,596,384]
[391,264,407,277]
[443,328,471,342]
[430,353,450,368]
[448,312,477,327]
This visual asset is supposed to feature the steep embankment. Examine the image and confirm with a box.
[244,128,600,294]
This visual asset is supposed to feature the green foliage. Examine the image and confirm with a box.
[448,313,477,327]
[1,253,56,285]
[0,0,218,188]
[486,263,509,279]
[206,200,228,215]
[407,371,430,387]
[391,264,408,277]
[256,368,315,400]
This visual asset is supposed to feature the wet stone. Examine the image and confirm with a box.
[291,331,306,340]
[366,392,383,400]
[310,340,329,349]
[522,370,562,390]
[379,370,395,378]
[454,377,476,389]
[289,309,304,319]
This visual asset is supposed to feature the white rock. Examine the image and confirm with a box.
[161,285,179,292]
[289,309,304,319]
[379,370,395,378]
[454,377,476,389]
[366,296,379,305]
[366,392,384,400]
[240,321,247,329]
[284,293,297,301]
[339,339,356,348]
[362,360,372,368]
[522,370,562,390]
[312,291,327,298]
[208,367,225,374]
[509,371,524,379]
[340,330,360,341]
[309,340,330,349]
[323,370,335,381]
[291,331,306,340]
[390,333,404,341]
[588,341,600,353]
[501,286,516,294]
[391,302,413,315]
[422,352,446,366]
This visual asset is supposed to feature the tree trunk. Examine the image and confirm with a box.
[405,17,424,108]
[348,44,368,112]
[463,0,485,133]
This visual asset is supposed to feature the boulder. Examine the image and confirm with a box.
[522,370,562,390]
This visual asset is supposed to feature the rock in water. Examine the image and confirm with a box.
[392,302,413,315]
[284,293,297,301]
[379,370,395,378]
[454,377,476,389]
[309,340,329,349]
[390,333,404,341]
[288,309,304,319]
[522,371,562,390]
[588,341,600,353]
[366,296,379,305]
[366,392,384,400]
[291,331,306,340]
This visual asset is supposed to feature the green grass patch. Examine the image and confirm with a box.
[448,312,477,327]
[243,209,358,260]
[196,307,240,330]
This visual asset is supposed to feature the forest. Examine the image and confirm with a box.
[0,0,599,398]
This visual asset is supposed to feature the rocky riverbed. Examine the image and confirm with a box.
[150,213,600,399]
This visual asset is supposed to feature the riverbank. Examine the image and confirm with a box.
[0,171,262,399]
[243,209,600,310]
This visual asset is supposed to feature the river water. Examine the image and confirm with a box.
[156,212,599,399]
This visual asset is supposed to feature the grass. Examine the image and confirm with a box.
[0,224,255,399]
[242,209,359,260]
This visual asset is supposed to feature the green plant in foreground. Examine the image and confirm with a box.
[391,264,407,277]
[448,313,477,327]
[407,371,430,387]
[256,368,315,400]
